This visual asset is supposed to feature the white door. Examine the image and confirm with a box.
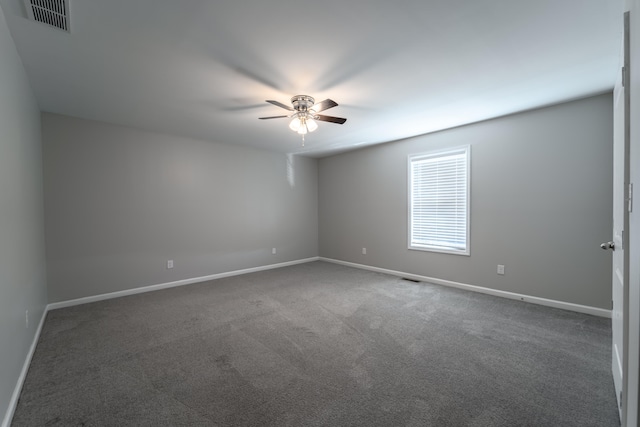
[608,11,630,425]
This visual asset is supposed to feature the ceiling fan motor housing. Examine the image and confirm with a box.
[291,95,315,113]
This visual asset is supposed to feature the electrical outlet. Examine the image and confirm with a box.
[272,248,276,254]
[362,248,367,255]
[497,264,505,275]
[167,260,174,269]
[25,310,29,328]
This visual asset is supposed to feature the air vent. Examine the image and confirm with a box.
[23,0,70,32]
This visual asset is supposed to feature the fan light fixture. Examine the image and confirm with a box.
[259,95,347,146]
[289,113,318,135]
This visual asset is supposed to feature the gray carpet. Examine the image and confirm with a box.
[12,261,619,426]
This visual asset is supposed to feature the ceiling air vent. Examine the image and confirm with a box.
[23,0,70,32]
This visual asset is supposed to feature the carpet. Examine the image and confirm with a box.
[12,261,619,426]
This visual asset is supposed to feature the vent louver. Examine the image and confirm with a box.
[23,0,70,32]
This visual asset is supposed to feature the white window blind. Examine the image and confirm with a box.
[409,146,469,255]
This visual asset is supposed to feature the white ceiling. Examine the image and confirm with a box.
[1,0,623,157]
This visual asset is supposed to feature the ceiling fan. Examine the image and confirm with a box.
[259,95,347,138]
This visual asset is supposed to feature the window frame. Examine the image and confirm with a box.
[407,145,471,256]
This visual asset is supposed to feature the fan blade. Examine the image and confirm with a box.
[315,115,347,124]
[266,100,294,111]
[259,115,289,120]
[312,99,338,113]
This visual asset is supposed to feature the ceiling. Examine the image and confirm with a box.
[1,0,623,157]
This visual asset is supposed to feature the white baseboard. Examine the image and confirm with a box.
[48,257,320,310]
[2,308,47,427]
[319,257,612,318]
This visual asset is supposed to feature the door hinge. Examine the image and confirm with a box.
[628,183,633,213]
[620,391,623,408]
[622,67,626,87]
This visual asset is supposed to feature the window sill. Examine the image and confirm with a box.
[408,246,470,256]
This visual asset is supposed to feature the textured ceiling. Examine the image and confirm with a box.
[1,0,623,156]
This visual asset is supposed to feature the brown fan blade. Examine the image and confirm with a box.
[312,99,338,113]
[315,114,347,124]
[266,100,294,111]
[259,115,289,120]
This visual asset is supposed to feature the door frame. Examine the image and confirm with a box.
[611,12,630,423]
[620,3,639,426]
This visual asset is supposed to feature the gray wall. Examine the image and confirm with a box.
[43,114,318,302]
[0,4,48,424]
[319,94,613,309]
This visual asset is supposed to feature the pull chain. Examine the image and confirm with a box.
[301,134,305,147]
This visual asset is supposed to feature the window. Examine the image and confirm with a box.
[408,146,470,255]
